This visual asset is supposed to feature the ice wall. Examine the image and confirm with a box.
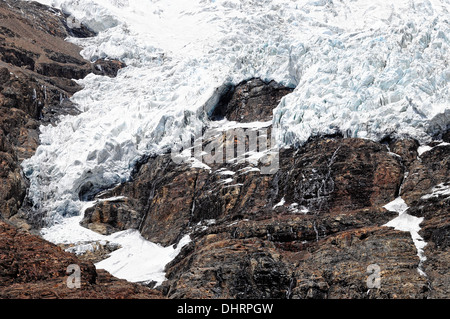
[22,0,449,224]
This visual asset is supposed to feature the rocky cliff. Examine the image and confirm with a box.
[0,0,448,300]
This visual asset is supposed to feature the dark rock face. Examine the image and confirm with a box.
[401,144,450,204]
[276,139,404,213]
[210,78,294,122]
[163,226,427,299]
[80,197,142,235]
[399,144,450,299]
[92,59,127,78]
[410,194,450,299]
[0,129,27,220]
[155,137,430,299]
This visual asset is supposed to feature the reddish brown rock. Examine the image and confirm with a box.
[81,197,141,235]
[389,138,420,170]
[84,134,430,299]
[162,223,428,299]
[0,220,163,299]
[276,138,404,214]
[407,182,450,299]
[401,144,450,204]
[210,78,294,122]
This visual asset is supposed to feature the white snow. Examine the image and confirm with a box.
[41,207,190,286]
[213,119,273,131]
[421,183,450,200]
[288,203,310,215]
[417,145,433,156]
[217,170,236,176]
[22,0,450,284]
[383,197,427,275]
[273,197,286,209]
[218,178,234,185]
[383,197,410,215]
[95,231,191,285]
[418,142,450,156]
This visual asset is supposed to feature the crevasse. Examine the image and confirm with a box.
[22,0,450,226]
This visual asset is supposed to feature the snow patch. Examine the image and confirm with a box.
[273,197,286,209]
[418,142,450,156]
[288,203,310,214]
[217,170,236,176]
[383,197,427,275]
[41,209,190,286]
[96,231,191,286]
[421,183,450,200]
[383,197,409,215]
[418,145,433,156]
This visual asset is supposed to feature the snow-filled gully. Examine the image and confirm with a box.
[383,197,427,277]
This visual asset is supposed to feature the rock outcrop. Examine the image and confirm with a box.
[210,78,294,122]
[107,135,429,299]
[400,143,450,299]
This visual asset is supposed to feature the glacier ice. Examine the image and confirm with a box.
[22,0,449,230]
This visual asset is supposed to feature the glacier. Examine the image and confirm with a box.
[21,0,450,283]
[23,0,450,223]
